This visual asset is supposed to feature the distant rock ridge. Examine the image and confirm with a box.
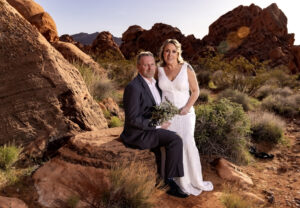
[71,32,122,46]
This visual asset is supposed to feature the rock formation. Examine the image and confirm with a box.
[52,41,107,76]
[59,34,85,51]
[214,158,253,186]
[7,0,58,42]
[0,196,28,208]
[0,0,107,156]
[90,31,125,60]
[33,128,156,207]
[202,3,299,72]
[120,23,202,61]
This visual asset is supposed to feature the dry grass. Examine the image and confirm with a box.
[104,162,156,208]
[73,61,115,101]
[221,192,254,208]
[56,162,157,208]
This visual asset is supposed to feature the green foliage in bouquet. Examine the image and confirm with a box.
[150,97,179,126]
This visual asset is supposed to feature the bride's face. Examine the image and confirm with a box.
[163,43,179,65]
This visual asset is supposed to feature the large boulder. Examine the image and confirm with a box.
[33,127,157,207]
[0,196,28,208]
[52,41,107,76]
[90,31,125,60]
[0,0,107,156]
[214,158,253,186]
[120,23,202,61]
[202,3,297,71]
[7,0,58,42]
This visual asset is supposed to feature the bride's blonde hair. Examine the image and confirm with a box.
[158,39,184,66]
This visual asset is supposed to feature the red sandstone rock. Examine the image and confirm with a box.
[33,128,156,207]
[291,46,300,73]
[0,0,107,156]
[0,196,28,208]
[91,31,125,60]
[99,97,124,120]
[52,41,107,76]
[120,23,201,61]
[215,158,253,186]
[202,3,298,71]
[7,0,58,42]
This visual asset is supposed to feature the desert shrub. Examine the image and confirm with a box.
[273,87,294,97]
[73,62,115,101]
[210,70,231,90]
[265,67,299,89]
[98,59,137,88]
[198,89,211,103]
[93,78,116,101]
[196,69,211,87]
[195,99,251,164]
[249,112,285,144]
[262,94,300,117]
[218,89,253,111]
[255,85,275,100]
[221,192,254,208]
[108,116,123,128]
[0,145,22,170]
[103,162,156,208]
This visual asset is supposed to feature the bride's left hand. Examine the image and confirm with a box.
[180,106,190,115]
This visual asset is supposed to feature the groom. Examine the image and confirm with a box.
[120,51,188,198]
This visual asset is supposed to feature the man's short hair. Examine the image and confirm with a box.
[136,51,154,65]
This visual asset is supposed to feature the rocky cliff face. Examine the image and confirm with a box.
[0,0,107,156]
[202,3,299,72]
[120,23,202,61]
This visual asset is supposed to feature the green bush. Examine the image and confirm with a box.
[195,99,251,164]
[262,94,300,117]
[218,89,253,111]
[0,145,22,170]
[108,116,123,128]
[249,112,285,144]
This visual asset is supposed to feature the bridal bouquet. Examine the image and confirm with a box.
[150,97,179,126]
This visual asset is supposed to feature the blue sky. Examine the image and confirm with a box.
[35,0,300,44]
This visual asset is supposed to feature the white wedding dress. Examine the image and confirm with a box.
[158,62,213,196]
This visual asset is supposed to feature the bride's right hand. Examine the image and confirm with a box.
[161,121,171,129]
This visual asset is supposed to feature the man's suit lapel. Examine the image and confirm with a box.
[137,74,156,106]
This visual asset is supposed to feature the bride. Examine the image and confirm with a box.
[157,39,213,195]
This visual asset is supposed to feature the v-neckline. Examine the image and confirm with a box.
[162,63,184,82]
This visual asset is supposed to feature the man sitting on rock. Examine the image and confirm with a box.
[120,51,188,198]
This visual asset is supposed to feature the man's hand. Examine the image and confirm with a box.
[161,121,171,129]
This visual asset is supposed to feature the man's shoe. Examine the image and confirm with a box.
[165,178,189,198]
[166,187,189,198]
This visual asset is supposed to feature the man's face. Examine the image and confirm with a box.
[137,56,156,80]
